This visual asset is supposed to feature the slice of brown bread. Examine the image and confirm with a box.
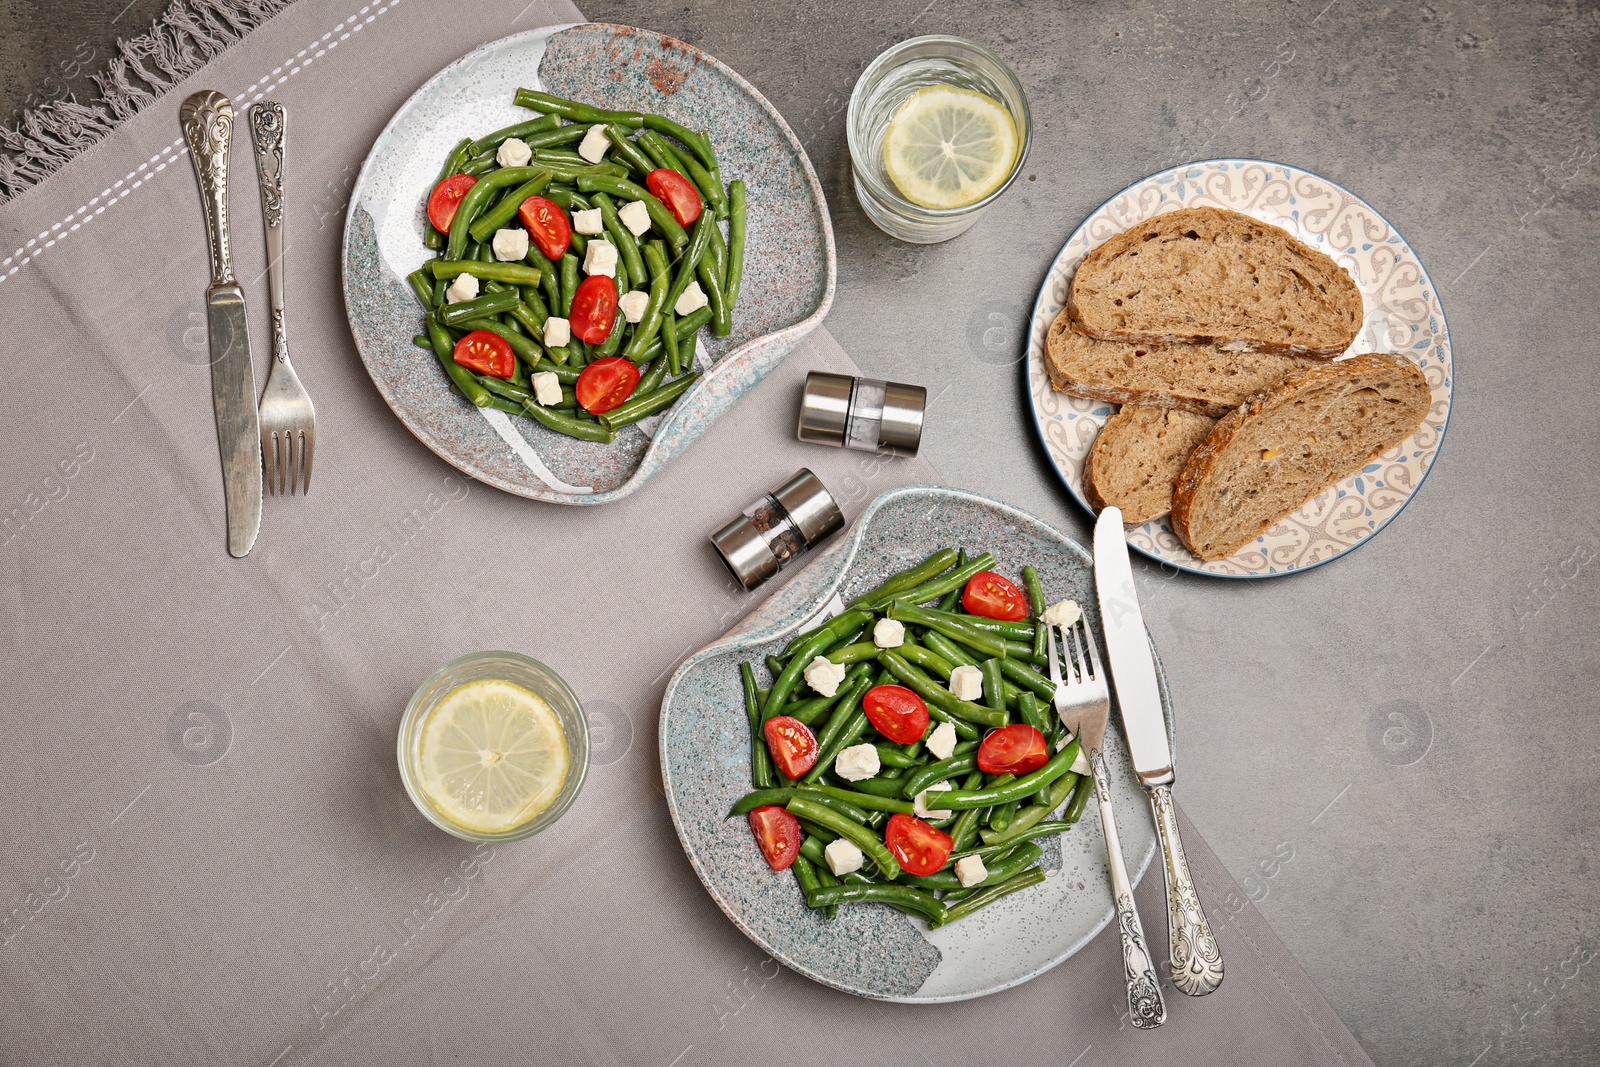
[1084,406,1218,525]
[1170,353,1431,561]
[1044,307,1320,417]
[1067,206,1363,356]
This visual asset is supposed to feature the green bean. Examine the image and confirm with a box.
[949,822,1073,865]
[979,770,1083,846]
[996,655,1057,703]
[791,852,824,909]
[459,153,499,177]
[642,113,716,169]
[939,739,1080,811]
[603,124,656,175]
[445,166,551,260]
[466,171,554,243]
[678,324,699,371]
[696,242,733,336]
[930,868,1047,928]
[634,128,678,173]
[559,254,579,316]
[806,708,871,785]
[937,550,970,611]
[513,88,644,128]
[466,113,561,157]
[805,882,945,923]
[1064,771,1094,823]
[438,289,520,327]
[413,333,433,350]
[898,754,978,800]
[874,744,919,769]
[806,666,875,763]
[410,270,491,408]
[622,242,671,360]
[531,359,580,383]
[785,797,899,879]
[766,630,844,720]
[850,547,964,613]
[1017,691,1050,738]
[980,659,1007,712]
[946,770,987,852]
[989,799,1019,833]
[661,309,681,376]
[425,137,475,242]
[799,835,827,868]
[524,245,562,320]
[665,212,715,313]
[729,788,868,824]
[635,357,669,396]
[877,651,1006,729]
[588,192,646,291]
[764,654,785,683]
[725,178,747,305]
[895,640,956,680]
[429,260,544,287]
[576,175,689,250]
[902,842,1042,891]
[883,552,996,608]
[809,782,913,816]
[888,603,1010,659]
[914,606,1034,641]
[598,372,698,429]
[742,662,773,789]
[781,608,875,659]
[597,305,626,357]
[783,695,834,726]
[823,642,881,666]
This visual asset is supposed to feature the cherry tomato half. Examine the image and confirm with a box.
[574,356,640,415]
[962,570,1028,621]
[862,685,930,745]
[451,329,515,379]
[569,274,618,345]
[884,813,953,877]
[646,168,703,227]
[977,724,1050,776]
[763,715,818,780]
[517,195,572,260]
[426,174,477,234]
[748,805,801,871]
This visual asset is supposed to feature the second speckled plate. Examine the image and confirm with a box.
[660,485,1176,1001]
[343,23,834,504]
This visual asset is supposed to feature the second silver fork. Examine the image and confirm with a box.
[1048,615,1167,1030]
[249,101,316,494]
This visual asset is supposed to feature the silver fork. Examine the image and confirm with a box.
[249,101,316,494]
[1048,614,1167,1030]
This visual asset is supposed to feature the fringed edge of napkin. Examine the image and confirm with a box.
[0,0,296,204]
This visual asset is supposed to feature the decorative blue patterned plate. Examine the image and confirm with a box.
[342,23,834,504]
[660,485,1176,1001]
[1027,159,1453,577]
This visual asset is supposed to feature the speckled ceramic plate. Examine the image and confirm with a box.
[342,23,834,504]
[660,485,1176,1001]
[1026,159,1453,577]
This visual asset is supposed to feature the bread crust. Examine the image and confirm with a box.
[1066,206,1363,356]
[1170,353,1431,560]
[1044,306,1320,416]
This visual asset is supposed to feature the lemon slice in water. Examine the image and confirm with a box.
[883,84,1018,210]
[417,679,569,834]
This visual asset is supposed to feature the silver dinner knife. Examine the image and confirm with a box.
[1093,506,1223,996]
[181,90,262,557]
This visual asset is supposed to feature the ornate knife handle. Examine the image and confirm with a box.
[180,90,236,286]
[1149,783,1225,995]
[1090,749,1167,1030]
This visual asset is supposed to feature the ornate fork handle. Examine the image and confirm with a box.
[1149,783,1224,995]
[249,101,289,364]
[1090,748,1166,1030]
[180,90,236,285]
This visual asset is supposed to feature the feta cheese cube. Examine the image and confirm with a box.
[496,137,532,168]
[954,855,988,888]
[531,371,563,407]
[873,618,905,649]
[824,838,864,877]
[925,721,957,761]
[572,208,604,235]
[1071,746,1092,777]
[541,316,571,348]
[914,781,953,821]
[582,239,618,278]
[948,663,984,702]
[803,655,846,698]
[618,199,651,237]
[1042,599,1082,629]
[674,279,708,316]
[491,227,529,262]
[578,124,611,164]
[444,273,479,304]
[833,743,880,783]
[617,290,650,324]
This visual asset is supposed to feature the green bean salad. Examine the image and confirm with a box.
[407,90,747,444]
[733,548,1094,928]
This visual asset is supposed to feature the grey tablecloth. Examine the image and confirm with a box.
[0,1,1374,1064]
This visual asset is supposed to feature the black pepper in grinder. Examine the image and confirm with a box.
[710,469,845,590]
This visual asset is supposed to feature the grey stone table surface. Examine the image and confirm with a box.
[4,1,1598,1065]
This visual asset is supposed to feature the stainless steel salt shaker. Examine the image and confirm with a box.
[710,469,845,590]
[798,371,926,455]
